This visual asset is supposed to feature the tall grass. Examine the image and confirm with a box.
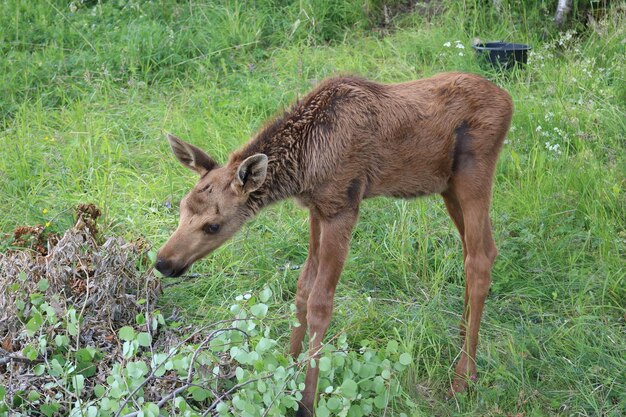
[1,0,624,415]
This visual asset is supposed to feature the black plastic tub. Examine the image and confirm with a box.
[472,42,531,69]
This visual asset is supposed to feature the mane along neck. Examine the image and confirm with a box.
[232,77,376,214]
[234,108,307,214]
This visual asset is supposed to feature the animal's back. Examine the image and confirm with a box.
[298,73,513,204]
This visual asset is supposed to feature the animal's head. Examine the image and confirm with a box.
[155,134,268,277]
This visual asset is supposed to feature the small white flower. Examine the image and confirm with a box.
[455,43,465,49]
[443,41,451,47]
[458,52,464,56]
[544,142,562,155]
[536,125,542,132]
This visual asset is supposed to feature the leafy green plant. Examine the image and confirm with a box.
[0,285,411,416]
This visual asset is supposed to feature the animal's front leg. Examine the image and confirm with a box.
[297,208,358,417]
[290,210,321,358]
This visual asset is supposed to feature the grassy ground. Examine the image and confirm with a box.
[1,1,625,415]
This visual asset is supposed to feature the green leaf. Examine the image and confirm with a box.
[143,402,160,417]
[319,356,332,373]
[399,352,412,366]
[54,334,69,347]
[23,345,38,361]
[340,378,358,400]
[40,403,60,417]
[127,361,148,378]
[348,404,364,417]
[257,379,267,393]
[381,369,391,380]
[255,337,275,353]
[76,360,98,378]
[26,311,43,335]
[216,401,229,413]
[33,364,45,376]
[122,340,136,358]
[359,363,377,379]
[67,321,78,336]
[135,313,146,325]
[30,292,44,306]
[374,393,387,409]
[326,396,342,411]
[118,326,135,341]
[75,347,97,362]
[273,366,286,380]
[27,390,40,402]
[18,271,27,282]
[151,353,168,377]
[232,395,246,411]
[259,287,272,303]
[137,332,152,347]
[175,397,188,411]
[38,278,49,292]
[94,384,106,398]
[72,374,85,394]
[250,303,268,318]
[49,358,64,376]
[190,386,211,402]
[316,401,330,417]
[373,376,386,394]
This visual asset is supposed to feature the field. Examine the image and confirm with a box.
[1,0,624,415]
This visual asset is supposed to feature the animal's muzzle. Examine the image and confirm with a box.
[155,257,187,277]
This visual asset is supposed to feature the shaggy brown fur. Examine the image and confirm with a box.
[156,72,513,416]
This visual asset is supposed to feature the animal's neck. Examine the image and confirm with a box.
[234,79,343,214]
[237,120,306,214]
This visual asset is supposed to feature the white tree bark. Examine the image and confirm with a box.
[555,0,573,26]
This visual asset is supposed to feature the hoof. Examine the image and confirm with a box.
[445,373,476,400]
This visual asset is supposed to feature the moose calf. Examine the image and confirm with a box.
[156,72,513,416]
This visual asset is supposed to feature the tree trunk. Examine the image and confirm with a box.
[555,0,573,26]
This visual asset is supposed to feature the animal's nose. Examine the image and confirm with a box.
[155,257,174,277]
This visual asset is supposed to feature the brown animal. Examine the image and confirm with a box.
[156,72,513,416]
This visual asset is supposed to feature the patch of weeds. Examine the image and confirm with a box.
[0,208,411,416]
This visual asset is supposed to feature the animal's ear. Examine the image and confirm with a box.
[234,154,268,194]
[167,134,218,176]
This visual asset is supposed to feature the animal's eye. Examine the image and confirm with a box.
[203,223,220,234]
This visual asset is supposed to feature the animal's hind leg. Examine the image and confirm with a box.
[442,189,469,339]
[448,179,497,394]
[442,189,467,261]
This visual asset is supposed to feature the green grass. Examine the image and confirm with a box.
[1,0,625,415]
